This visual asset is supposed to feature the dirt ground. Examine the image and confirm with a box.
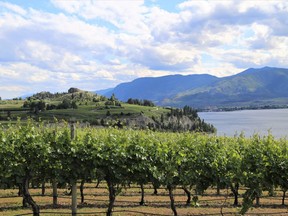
[1,183,288,215]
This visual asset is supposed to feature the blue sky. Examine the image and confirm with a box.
[0,0,288,98]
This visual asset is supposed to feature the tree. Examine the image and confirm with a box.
[96,130,131,216]
[225,136,244,206]
[57,99,72,109]
[125,132,155,206]
[71,101,78,109]
[240,135,268,214]
[7,111,11,119]
[110,93,117,102]
[2,120,51,215]
[261,134,288,205]
[152,135,183,216]
[38,101,46,112]
[143,99,155,107]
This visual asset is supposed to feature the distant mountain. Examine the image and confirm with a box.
[99,67,288,109]
[167,67,288,108]
[101,74,219,103]
[95,88,114,96]
[19,93,33,99]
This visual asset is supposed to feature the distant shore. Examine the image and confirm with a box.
[198,105,288,112]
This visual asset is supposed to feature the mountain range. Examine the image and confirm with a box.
[98,67,288,109]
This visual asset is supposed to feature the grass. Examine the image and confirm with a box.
[0,100,24,109]
[1,183,288,216]
[0,99,170,124]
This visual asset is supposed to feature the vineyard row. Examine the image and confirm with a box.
[0,119,288,215]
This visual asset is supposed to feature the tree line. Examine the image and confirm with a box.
[23,99,78,113]
[127,98,155,107]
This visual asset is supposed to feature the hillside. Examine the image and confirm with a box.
[167,67,288,108]
[103,67,288,109]
[101,74,219,103]
[0,89,215,133]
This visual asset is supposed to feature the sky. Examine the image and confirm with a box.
[0,0,288,99]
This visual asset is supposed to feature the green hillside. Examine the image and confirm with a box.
[163,67,288,109]
[0,88,215,133]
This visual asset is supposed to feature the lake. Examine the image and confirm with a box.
[198,109,288,138]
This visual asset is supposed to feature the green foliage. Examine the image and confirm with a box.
[127,98,155,107]
[1,120,287,214]
[23,100,46,113]
[1,91,214,134]
[161,106,216,133]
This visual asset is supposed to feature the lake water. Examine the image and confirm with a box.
[198,109,288,138]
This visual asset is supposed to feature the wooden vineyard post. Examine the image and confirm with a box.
[70,124,77,216]
[71,123,76,141]
[53,129,58,207]
[52,179,58,208]
[71,181,77,216]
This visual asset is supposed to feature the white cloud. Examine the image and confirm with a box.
[50,0,149,34]
[0,85,29,99]
[0,85,27,92]
[0,2,26,16]
[148,6,179,42]
[0,0,288,98]
[0,63,53,83]
[129,43,201,71]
